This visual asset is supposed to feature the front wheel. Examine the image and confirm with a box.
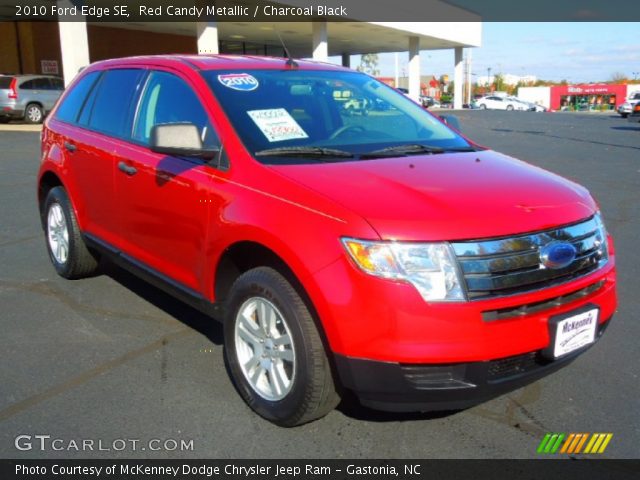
[506,104,514,111]
[480,104,487,110]
[224,267,339,427]
[620,113,628,118]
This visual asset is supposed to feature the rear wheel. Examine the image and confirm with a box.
[224,267,339,427]
[43,187,99,279]
[506,104,514,111]
[0,117,10,124]
[24,103,44,124]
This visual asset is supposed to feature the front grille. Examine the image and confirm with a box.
[452,216,608,300]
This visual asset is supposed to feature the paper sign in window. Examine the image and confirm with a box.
[247,108,309,142]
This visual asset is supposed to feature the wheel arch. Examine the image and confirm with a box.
[213,239,340,358]
[38,170,64,228]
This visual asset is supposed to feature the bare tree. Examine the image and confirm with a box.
[609,72,628,83]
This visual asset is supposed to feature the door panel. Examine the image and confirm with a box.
[115,70,221,292]
[62,68,146,248]
[114,145,214,291]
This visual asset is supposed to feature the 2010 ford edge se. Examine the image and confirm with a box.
[38,55,617,426]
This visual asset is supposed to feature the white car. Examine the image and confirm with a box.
[475,95,525,111]
[618,91,640,118]
[507,96,546,112]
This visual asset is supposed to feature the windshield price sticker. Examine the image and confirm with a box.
[247,109,309,142]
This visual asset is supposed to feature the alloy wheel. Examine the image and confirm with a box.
[47,203,69,264]
[234,297,296,401]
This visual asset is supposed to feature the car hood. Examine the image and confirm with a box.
[271,150,596,241]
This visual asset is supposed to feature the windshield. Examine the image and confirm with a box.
[204,69,473,164]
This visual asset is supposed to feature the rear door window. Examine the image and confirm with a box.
[33,78,50,90]
[19,79,37,90]
[86,69,145,139]
[55,71,100,124]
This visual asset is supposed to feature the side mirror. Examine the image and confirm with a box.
[438,115,461,132]
[150,123,219,160]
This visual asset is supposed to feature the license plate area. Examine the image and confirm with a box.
[543,305,599,359]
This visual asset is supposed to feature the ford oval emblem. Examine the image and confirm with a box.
[540,241,577,270]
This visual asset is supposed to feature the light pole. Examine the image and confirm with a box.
[487,67,492,93]
[633,72,639,81]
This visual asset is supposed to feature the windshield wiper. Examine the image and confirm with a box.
[360,144,444,158]
[254,146,354,159]
[360,144,479,158]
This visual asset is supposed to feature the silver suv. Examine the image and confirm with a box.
[0,75,64,124]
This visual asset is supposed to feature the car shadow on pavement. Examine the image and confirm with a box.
[610,126,640,131]
[101,261,224,346]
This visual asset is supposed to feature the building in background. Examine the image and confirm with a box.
[518,83,637,111]
[0,2,481,109]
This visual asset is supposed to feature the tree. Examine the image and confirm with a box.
[609,72,628,84]
[357,54,380,76]
[493,73,506,92]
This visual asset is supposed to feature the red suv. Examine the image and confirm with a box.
[38,56,616,426]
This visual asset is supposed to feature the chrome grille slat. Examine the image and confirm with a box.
[452,217,598,257]
[459,250,540,274]
[452,216,606,300]
[465,253,600,292]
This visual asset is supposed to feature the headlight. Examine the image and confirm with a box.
[594,211,609,264]
[342,238,465,302]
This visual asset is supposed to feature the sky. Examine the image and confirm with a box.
[344,23,640,84]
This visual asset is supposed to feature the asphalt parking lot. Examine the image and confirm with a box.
[0,111,638,459]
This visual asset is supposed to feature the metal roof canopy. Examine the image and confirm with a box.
[89,21,481,57]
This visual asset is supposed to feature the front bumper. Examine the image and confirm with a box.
[335,316,611,412]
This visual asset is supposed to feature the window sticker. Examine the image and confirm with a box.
[217,73,259,91]
[247,108,309,142]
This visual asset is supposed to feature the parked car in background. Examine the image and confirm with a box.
[617,91,640,118]
[475,95,525,111]
[628,102,640,124]
[420,95,434,108]
[0,74,64,124]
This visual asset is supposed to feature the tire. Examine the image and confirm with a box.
[224,267,339,427]
[480,104,487,110]
[0,117,10,124]
[620,113,628,118]
[43,186,99,279]
[24,103,44,124]
[506,104,514,111]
